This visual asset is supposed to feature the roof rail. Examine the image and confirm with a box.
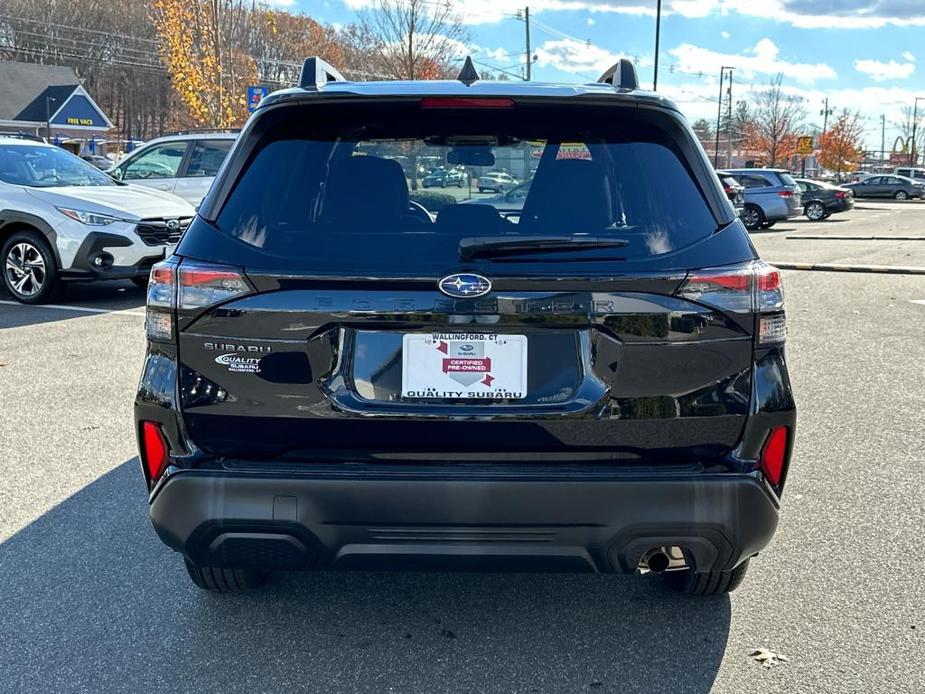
[163,128,239,136]
[0,132,45,142]
[298,57,346,89]
[597,59,638,90]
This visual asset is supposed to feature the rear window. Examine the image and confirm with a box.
[210,102,718,273]
[777,172,797,187]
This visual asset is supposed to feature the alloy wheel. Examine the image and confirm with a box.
[743,207,761,229]
[4,242,46,298]
[806,202,826,220]
[896,191,909,200]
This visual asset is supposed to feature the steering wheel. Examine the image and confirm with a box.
[408,200,434,223]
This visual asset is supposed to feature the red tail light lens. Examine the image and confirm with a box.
[420,97,515,109]
[759,426,789,487]
[834,191,846,199]
[677,261,786,343]
[141,421,169,484]
[177,262,251,310]
[778,190,794,198]
[145,260,176,341]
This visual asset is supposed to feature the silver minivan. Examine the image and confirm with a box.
[108,132,236,206]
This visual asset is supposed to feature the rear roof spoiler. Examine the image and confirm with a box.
[597,60,638,90]
[298,57,346,89]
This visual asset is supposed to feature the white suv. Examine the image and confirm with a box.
[108,132,236,205]
[0,136,195,304]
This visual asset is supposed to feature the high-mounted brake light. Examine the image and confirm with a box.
[759,426,789,487]
[141,421,169,484]
[420,97,515,109]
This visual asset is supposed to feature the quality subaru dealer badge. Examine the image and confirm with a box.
[401,333,527,399]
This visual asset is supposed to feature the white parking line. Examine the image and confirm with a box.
[911,300,925,306]
[0,299,145,317]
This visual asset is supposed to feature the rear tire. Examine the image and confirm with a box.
[663,559,750,595]
[1,230,60,304]
[895,190,909,201]
[183,559,269,592]
[742,205,763,231]
[805,201,827,221]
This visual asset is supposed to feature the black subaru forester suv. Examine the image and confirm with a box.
[136,58,795,594]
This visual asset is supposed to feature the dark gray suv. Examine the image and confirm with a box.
[724,168,802,230]
[135,57,795,596]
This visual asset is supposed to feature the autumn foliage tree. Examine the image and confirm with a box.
[818,110,864,175]
[149,0,258,128]
[749,74,806,167]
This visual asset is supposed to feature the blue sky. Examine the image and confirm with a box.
[276,0,925,149]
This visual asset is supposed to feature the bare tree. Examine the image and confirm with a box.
[893,106,924,161]
[356,0,468,80]
[750,74,806,167]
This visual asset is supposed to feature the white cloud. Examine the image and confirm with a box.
[721,31,730,39]
[534,38,651,76]
[902,51,916,63]
[670,38,837,84]
[854,57,916,81]
[587,17,596,25]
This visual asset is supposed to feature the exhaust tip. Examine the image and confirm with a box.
[646,550,671,573]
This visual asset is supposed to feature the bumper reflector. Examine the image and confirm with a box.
[141,421,169,483]
[759,426,789,487]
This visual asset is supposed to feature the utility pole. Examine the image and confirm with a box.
[45,95,56,142]
[726,73,734,167]
[653,0,662,90]
[820,98,833,135]
[714,66,733,168]
[516,7,532,81]
[881,114,886,171]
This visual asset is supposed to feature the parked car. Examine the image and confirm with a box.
[0,136,194,303]
[136,56,794,596]
[422,168,466,188]
[794,178,854,220]
[462,180,530,216]
[477,170,518,193]
[842,174,924,200]
[81,154,113,170]
[716,171,745,217]
[723,168,802,230]
[893,166,925,184]
[108,132,236,205]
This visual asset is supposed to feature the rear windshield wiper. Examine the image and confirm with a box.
[459,235,630,261]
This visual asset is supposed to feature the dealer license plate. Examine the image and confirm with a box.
[401,333,528,400]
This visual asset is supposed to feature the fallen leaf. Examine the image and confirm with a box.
[750,647,789,668]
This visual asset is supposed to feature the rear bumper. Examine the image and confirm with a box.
[149,467,780,574]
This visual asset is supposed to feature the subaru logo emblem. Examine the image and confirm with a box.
[166,219,180,231]
[438,273,492,298]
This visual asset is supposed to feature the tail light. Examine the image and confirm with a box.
[144,259,252,341]
[778,190,794,198]
[677,261,786,344]
[140,421,169,484]
[834,191,846,199]
[759,426,789,487]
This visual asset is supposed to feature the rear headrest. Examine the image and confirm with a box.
[435,203,509,232]
[520,159,613,231]
[323,156,410,225]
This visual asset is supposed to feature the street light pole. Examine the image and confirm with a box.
[45,95,56,141]
[713,66,733,167]
[653,0,662,90]
[524,7,531,81]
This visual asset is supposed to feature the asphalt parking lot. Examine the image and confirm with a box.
[1,202,923,693]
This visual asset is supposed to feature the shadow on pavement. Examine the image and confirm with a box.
[0,281,145,330]
[0,461,731,694]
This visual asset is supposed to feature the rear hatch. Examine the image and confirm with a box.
[167,97,764,466]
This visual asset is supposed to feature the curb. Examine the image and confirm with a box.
[771,262,925,275]
[786,235,925,241]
